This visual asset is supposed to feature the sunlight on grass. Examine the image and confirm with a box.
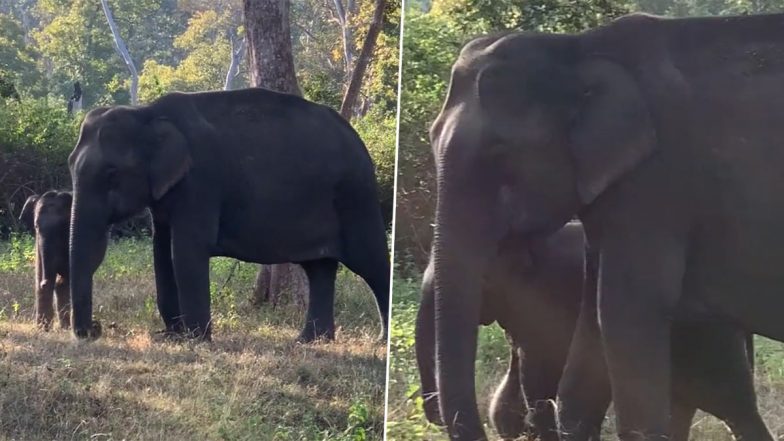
[0,237,386,441]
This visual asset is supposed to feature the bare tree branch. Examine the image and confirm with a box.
[100,0,138,104]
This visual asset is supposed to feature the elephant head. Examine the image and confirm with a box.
[430,32,656,439]
[68,105,191,339]
[20,191,73,234]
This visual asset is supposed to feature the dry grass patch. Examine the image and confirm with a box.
[0,236,386,440]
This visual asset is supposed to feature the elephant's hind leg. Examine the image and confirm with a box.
[298,258,338,342]
[337,204,390,339]
[674,325,774,441]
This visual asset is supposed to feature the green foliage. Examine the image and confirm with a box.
[0,13,40,96]
[354,108,397,226]
[0,234,34,272]
[0,99,80,229]
[138,7,245,102]
[0,97,79,157]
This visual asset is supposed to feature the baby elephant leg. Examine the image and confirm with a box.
[35,249,55,330]
[489,346,528,440]
[55,275,71,329]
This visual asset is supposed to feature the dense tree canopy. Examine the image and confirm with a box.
[0,0,400,232]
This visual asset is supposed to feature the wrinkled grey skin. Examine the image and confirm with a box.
[418,225,581,441]
[417,223,769,441]
[429,12,784,441]
[68,89,389,342]
[19,191,73,330]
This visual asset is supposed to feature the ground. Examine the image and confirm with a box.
[0,235,386,441]
[386,273,784,441]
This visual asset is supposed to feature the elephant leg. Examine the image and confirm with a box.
[338,211,390,340]
[600,237,684,441]
[170,227,211,340]
[54,275,70,329]
[669,402,695,441]
[520,346,560,441]
[672,324,773,441]
[298,258,338,342]
[35,243,55,330]
[153,221,183,333]
[489,345,527,440]
[558,250,608,441]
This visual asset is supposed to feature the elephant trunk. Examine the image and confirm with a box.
[415,260,443,425]
[433,179,500,441]
[68,190,108,338]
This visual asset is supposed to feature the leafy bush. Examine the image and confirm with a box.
[0,98,81,232]
[354,108,397,228]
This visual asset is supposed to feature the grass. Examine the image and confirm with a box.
[385,271,784,441]
[0,235,387,441]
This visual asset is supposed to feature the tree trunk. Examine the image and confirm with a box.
[244,0,301,95]
[223,33,246,91]
[100,0,138,105]
[331,0,353,75]
[339,0,386,119]
[244,0,308,308]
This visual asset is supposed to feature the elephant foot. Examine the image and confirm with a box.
[73,320,102,340]
[528,400,558,441]
[151,327,211,343]
[296,321,335,343]
[151,328,187,343]
[617,431,670,441]
[422,397,445,426]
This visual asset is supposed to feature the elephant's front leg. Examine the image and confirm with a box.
[153,221,184,334]
[170,226,212,340]
[599,236,684,441]
[34,242,55,330]
[54,275,70,329]
[298,259,338,342]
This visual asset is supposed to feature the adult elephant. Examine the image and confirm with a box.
[68,89,389,342]
[417,223,769,441]
[429,12,784,441]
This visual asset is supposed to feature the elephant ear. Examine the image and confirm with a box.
[19,195,39,231]
[148,117,191,200]
[569,59,657,204]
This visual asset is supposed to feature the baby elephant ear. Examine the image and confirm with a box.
[569,59,657,204]
[148,118,192,200]
[19,195,39,231]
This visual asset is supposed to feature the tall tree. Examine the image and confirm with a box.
[244,0,308,306]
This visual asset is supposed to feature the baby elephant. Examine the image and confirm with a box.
[417,222,771,441]
[19,190,72,330]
